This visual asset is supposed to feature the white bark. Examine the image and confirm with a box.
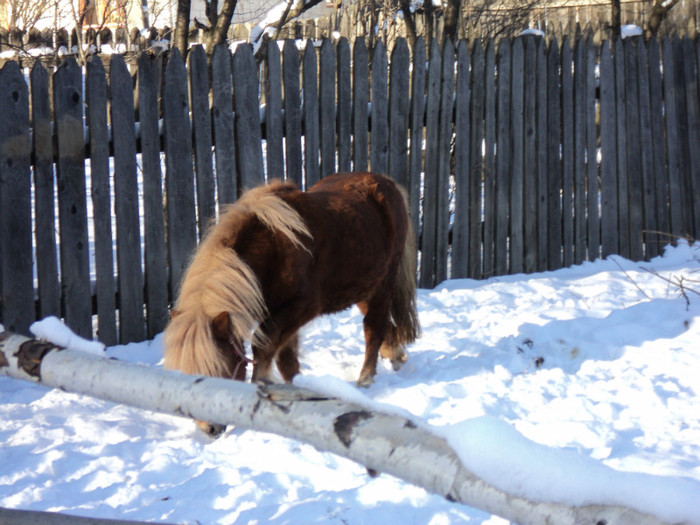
[0,331,685,525]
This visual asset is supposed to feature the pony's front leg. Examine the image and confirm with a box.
[276,332,300,382]
[251,342,275,383]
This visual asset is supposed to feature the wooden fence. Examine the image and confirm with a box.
[0,35,699,346]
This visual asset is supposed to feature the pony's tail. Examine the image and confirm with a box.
[390,190,421,347]
[163,309,231,378]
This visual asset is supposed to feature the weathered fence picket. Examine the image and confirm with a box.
[111,54,146,344]
[54,59,92,338]
[546,39,563,271]
[189,45,216,234]
[599,40,618,259]
[264,43,284,183]
[523,36,538,274]
[420,38,442,288]
[283,40,303,187]
[86,57,117,346]
[233,44,264,189]
[163,49,197,299]
[319,39,336,179]
[494,39,511,277]
[648,39,669,257]
[510,37,525,275]
[407,38,425,244]
[561,39,575,268]
[0,35,698,344]
[483,41,497,278]
[137,52,169,339]
[370,40,389,177]
[388,38,410,190]
[435,39,455,285]
[0,62,33,335]
[30,62,61,321]
[452,39,470,281]
[336,39,352,173]
[303,42,320,188]
[352,39,369,172]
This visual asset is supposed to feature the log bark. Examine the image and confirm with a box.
[0,331,685,525]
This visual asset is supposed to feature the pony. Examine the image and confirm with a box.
[163,172,420,434]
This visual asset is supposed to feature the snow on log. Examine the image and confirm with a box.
[0,330,691,525]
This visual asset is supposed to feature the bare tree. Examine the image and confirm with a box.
[173,0,191,55]
[5,0,57,31]
[61,0,134,63]
[645,0,681,38]
[443,0,461,43]
[206,0,237,53]
[610,0,621,38]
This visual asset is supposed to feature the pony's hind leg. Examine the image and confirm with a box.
[356,295,392,387]
[380,332,408,371]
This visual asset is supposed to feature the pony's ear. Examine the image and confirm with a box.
[169,309,180,319]
[211,312,231,341]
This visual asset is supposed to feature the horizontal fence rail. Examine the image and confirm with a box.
[0,35,698,345]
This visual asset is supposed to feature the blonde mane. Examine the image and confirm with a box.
[163,181,311,378]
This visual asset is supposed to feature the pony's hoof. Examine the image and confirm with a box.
[197,421,227,438]
[390,352,408,371]
[355,374,374,388]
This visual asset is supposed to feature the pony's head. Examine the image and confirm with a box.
[165,309,251,439]
[166,309,250,382]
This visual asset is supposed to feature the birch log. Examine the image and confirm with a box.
[0,331,683,525]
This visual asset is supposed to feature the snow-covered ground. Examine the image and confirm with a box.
[2,243,700,524]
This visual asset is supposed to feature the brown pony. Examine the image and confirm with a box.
[163,172,420,431]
